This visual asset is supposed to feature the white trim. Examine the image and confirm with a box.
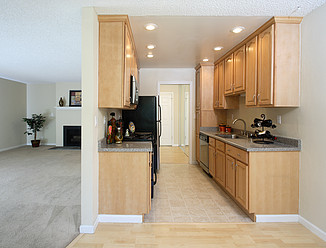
[299,216,326,241]
[255,214,299,222]
[172,144,179,147]
[160,91,174,146]
[0,144,26,153]
[98,214,143,223]
[79,216,99,234]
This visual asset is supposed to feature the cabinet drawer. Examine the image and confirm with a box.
[215,139,225,152]
[226,144,248,164]
[209,138,216,147]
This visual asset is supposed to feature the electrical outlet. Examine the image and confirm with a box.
[277,115,282,124]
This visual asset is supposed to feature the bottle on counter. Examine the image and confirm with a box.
[107,112,117,144]
[115,127,123,144]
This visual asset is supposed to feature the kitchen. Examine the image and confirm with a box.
[91,14,301,224]
[79,6,326,243]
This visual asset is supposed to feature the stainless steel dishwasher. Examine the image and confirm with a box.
[199,133,209,173]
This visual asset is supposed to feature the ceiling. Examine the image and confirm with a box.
[1,0,325,84]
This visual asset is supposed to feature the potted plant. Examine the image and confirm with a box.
[23,114,46,147]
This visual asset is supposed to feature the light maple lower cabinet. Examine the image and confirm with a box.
[215,149,226,187]
[225,155,236,197]
[99,152,151,215]
[206,136,299,217]
[235,160,249,210]
[209,140,216,177]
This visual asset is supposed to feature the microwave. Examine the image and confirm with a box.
[130,75,139,105]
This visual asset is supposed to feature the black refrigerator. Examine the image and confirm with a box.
[122,96,161,196]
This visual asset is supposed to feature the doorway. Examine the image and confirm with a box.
[159,84,190,162]
[160,92,174,146]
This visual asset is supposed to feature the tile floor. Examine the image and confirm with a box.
[144,163,252,223]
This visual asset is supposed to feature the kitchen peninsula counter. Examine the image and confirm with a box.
[98,139,152,152]
[201,130,301,152]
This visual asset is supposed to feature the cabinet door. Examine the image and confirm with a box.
[246,36,258,106]
[235,160,249,210]
[215,149,226,187]
[124,25,132,107]
[225,155,236,197]
[213,65,219,109]
[234,45,246,93]
[209,145,216,177]
[195,69,201,110]
[258,25,274,106]
[224,54,234,95]
[218,61,225,108]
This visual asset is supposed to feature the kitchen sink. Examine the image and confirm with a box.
[216,133,239,139]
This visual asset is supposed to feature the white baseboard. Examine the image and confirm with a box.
[79,216,99,234]
[98,214,143,223]
[255,214,299,222]
[172,144,179,147]
[299,216,326,241]
[0,144,26,153]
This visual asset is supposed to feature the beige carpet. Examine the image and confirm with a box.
[0,146,80,248]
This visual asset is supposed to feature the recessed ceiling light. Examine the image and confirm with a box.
[214,46,223,51]
[147,44,156,49]
[147,54,154,58]
[232,26,245,34]
[202,58,209,62]
[145,23,158,31]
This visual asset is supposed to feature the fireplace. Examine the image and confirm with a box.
[63,126,81,147]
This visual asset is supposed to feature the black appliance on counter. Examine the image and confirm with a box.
[122,96,161,198]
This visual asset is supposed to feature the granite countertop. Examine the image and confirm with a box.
[200,130,301,152]
[98,139,152,152]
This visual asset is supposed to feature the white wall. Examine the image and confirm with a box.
[227,5,326,234]
[299,4,326,234]
[0,78,26,151]
[139,68,196,163]
[81,7,100,231]
[55,82,82,146]
[27,83,56,145]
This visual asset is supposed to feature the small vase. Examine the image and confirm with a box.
[59,97,64,107]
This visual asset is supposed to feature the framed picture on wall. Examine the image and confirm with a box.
[69,90,82,107]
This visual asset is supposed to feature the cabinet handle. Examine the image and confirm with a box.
[257,94,260,101]
[253,95,255,100]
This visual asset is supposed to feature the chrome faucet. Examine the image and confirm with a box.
[232,118,247,136]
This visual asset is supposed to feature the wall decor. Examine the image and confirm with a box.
[69,90,82,107]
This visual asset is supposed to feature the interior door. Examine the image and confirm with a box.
[160,92,173,146]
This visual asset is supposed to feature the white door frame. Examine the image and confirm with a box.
[160,91,174,146]
[184,91,190,146]
[158,80,194,164]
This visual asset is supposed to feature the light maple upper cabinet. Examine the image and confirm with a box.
[245,36,258,106]
[257,25,274,106]
[214,61,239,109]
[224,54,234,95]
[98,15,138,109]
[233,45,246,94]
[216,17,302,108]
